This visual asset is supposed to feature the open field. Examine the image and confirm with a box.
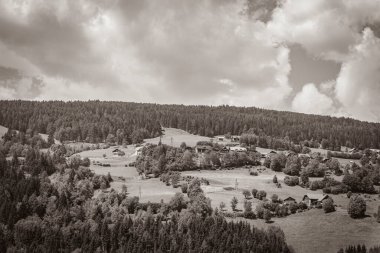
[144,127,211,147]
[183,168,380,253]
[72,128,376,253]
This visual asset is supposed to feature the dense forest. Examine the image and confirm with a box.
[1,100,380,148]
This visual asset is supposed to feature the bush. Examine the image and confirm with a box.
[322,198,335,213]
[243,189,251,199]
[250,171,258,176]
[348,195,366,218]
[251,189,258,198]
[181,183,188,193]
[284,176,299,186]
[244,211,256,219]
[289,202,298,214]
[271,194,279,203]
[273,175,278,183]
[263,209,272,223]
[231,197,238,211]
[257,190,267,200]
[298,202,308,210]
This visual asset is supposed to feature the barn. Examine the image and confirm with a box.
[283,197,296,205]
[302,194,330,207]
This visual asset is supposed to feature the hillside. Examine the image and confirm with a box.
[0,100,379,148]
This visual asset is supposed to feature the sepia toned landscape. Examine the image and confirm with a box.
[1,1,380,253]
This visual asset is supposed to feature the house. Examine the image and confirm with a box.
[229,146,247,152]
[195,145,212,154]
[135,146,143,156]
[302,194,330,207]
[283,197,296,205]
[231,135,240,142]
[263,150,277,158]
[214,135,225,142]
[298,153,311,159]
[112,148,125,157]
[220,146,229,153]
[348,148,359,154]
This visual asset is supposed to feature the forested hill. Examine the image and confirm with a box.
[0,100,379,148]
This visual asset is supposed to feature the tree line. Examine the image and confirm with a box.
[1,100,380,148]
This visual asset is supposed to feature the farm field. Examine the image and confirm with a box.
[144,127,211,147]
[72,128,376,253]
[183,168,380,253]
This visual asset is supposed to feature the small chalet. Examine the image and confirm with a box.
[264,150,277,158]
[214,135,225,142]
[298,153,311,158]
[220,146,229,153]
[348,148,359,154]
[195,145,212,154]
[112,148,125,157]
[229,146,247,152]
[231,136,240,142]
[283,197,296,205]
[302,194,330,207]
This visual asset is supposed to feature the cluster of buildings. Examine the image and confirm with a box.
[283,194,331,208]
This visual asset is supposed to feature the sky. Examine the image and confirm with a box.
[0,0,380,122]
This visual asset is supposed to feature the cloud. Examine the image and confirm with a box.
[268,0,380,61]
[292,83,335,115]
[335,28,380,122]
[0,0,380,122]
[0,0,293,109]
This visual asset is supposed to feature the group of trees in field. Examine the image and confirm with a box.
[2,100,380,149]
[264,151,380,195]
[135,143,261,176]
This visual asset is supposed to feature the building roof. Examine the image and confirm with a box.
[283,197,296,201]
[303,193,329,201]
[112,148,121,153]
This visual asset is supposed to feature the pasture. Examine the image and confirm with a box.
[144,127,211,147]
[71,128,374,253]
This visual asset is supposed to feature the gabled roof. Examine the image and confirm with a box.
[303,193,329,201]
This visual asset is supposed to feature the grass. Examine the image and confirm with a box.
[144,127,211,147]
[68,127,378,253]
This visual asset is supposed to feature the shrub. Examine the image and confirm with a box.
[231,197,238,211]
[289,202,298,214]
[251,189,258,198]
[256,203,265,219]
[219,202,226,211]
[273,175,278,183]
[263,209,272,223]
[284,176,299,186]
[243,200,252,212]
[348,195,366,218]
[271,194,279,203]
[250,171,258,176]
[244,211,256,219]
[298,202,308,210]
[181,183,188,193]
[243,189,251,199]
[322,198,335,213]
[257,190,267,200]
